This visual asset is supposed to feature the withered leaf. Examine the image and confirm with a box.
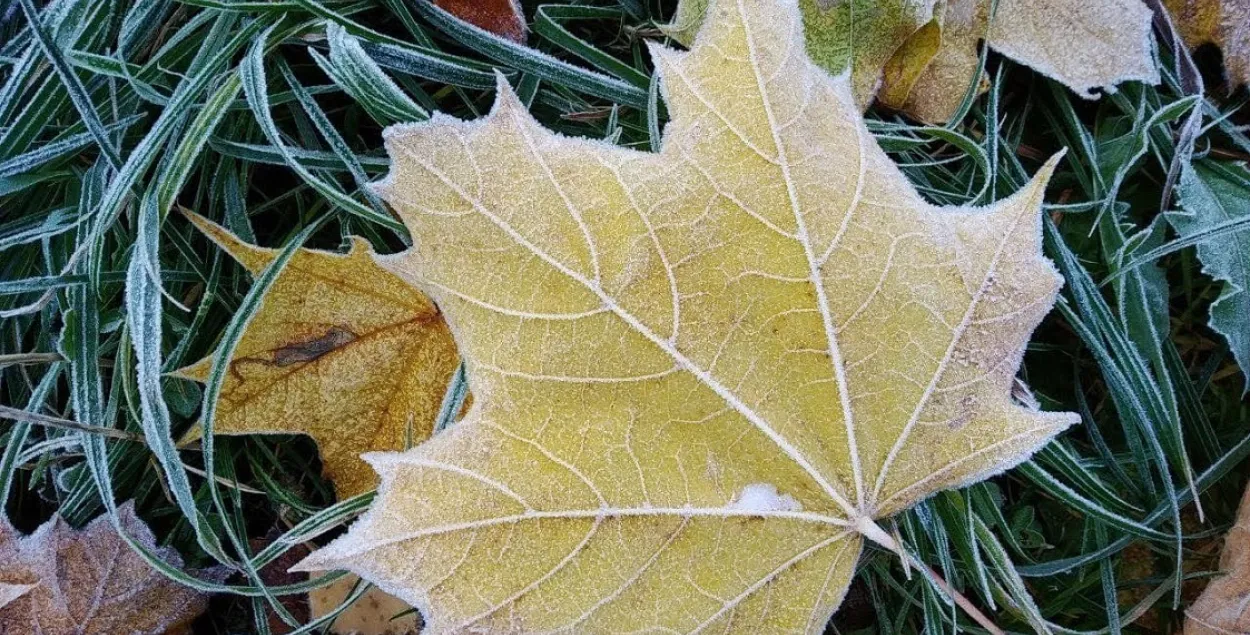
[670,0,1159,123]
[0,502,226,635]
[1165,0,1250,87]
[309,576,421,635]
[435,0,527,43]
[897,0,1160,122]
[1185,483,1250,634]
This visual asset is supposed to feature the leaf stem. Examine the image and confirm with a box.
[858,516,1006,635]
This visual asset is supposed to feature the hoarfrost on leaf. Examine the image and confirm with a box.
[296,0,1079,631]
[0,502,226,635]
[728,483,804,513]
[174,211,460,499]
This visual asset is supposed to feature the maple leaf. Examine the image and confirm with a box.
[0,502,226,635]
[671,0,1159,123]
[436,0,527,43]
[295,0,1078,630]
[1185,483,1250,634]
[175,212,460,500]
[1164,0,1250,87]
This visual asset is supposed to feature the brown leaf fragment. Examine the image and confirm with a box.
[1186,484,1250,634]
[435,0,527,43]
[1165,0,1250,87]
[271,326,358,367]
[248,531,312,634]
[896,0,1159,122]
[309,575,421,635]
[0,502,227,635]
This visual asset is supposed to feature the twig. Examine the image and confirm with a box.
[0,404,143,441]
[0,352,65,368]
[180,463,266,494]
[859,517,1006,635]
[909,555,1006,635]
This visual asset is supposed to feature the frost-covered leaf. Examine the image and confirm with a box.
[296,0,1077,631]
[175,212,460,499]
[310,576,421,634]
[0,584,34,611]
[894,0,1160,122]
[0,502,225,635]
[1168,160,1250,390]
[436,0,527,43]
[1185,483,1250,634]
[668,0,940,108]
[1165,0,1250,87]
[672,0,1158,123]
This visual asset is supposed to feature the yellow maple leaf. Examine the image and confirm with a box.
[1185,483,1250,634]
[175,212,459,499]
[295,0,1078,630]
[0,502,226,635]
[1165,0,1250,87]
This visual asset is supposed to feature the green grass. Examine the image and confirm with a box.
[1,0,1248,633]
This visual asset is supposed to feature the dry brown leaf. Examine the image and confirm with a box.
[293,0,1079,630]
[175,212,459,500]
[673,0,1159,123]
[1165,0,1250,87]
[898,0,1160,122]
[249,530,312,634]
[310,576,422,635]
[0,502,225,635]
[435,0,527,43]
[1186,484,1250,634]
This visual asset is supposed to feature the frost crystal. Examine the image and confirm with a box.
[728,483,803,513]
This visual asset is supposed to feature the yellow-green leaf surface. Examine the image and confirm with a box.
[1165,0,1250,87]
[176,212,459,499]
[1185,483,1250,634]
[297,0,1078,631]
[668,0,940,108]
[899,0,1160,122]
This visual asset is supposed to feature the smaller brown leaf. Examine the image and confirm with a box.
[1165,0,1250,87]
[0,502,228,635]
[1186,484,1250,634]
[435,0,526,43]
[309,575,421,635]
